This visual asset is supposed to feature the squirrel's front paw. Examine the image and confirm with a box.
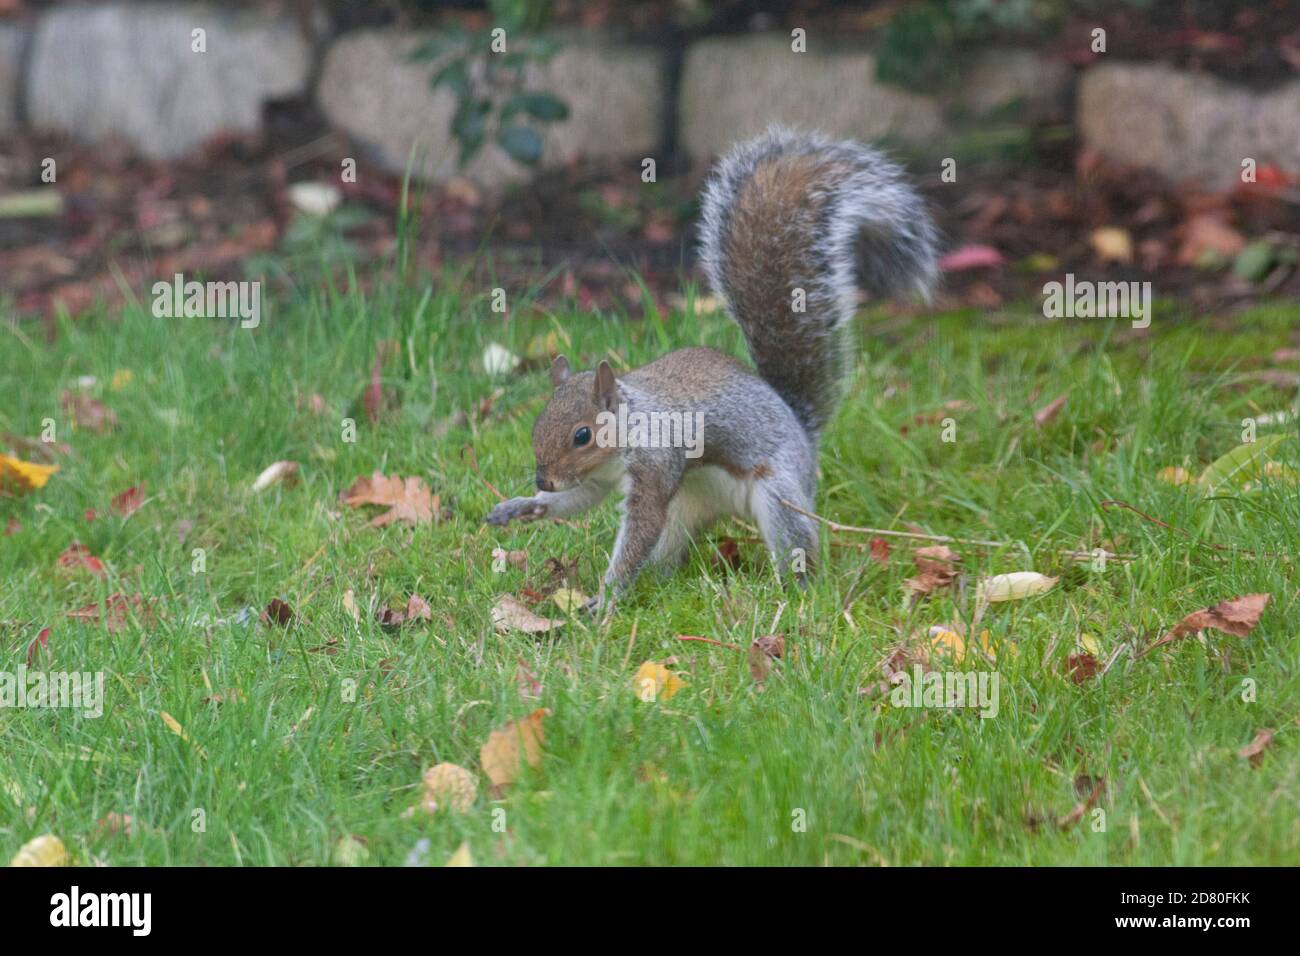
[486,497,548,527]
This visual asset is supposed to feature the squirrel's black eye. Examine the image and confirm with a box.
[574,426,592,447]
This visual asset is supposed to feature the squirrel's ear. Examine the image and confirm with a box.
[549,355,571,387]
[593,361,618,411]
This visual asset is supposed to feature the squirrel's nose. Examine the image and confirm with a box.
[535,469,553,493]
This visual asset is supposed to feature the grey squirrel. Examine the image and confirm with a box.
[487,126,938,611]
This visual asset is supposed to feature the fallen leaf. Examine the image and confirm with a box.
[1238,729,1275,768]
[56,542,106,576]
[1199,434,1287,492]
[332,835,370,867]
[340,471,439,527]
[250,460,299,493]
[1147,593,1270,653]
[342,588,361,623]
[1033,393,1068,428]
[0,454,58,493]
[938,244,1004,271]
[261,598,295,627]
[9,834,67,867]
[1157,466,1194,485]
[110,485,145,518]
[516,657,544,700]
[1177,212,1245,266]
[550,587,588,614]
[748,634,785,683]
[869,537,891,564]
[445,841,474,867]
[419,763,478,813]
[1057,775,1106,829]
[632,661,686,702]
[1090,226,1133,264]
[26,627,50,665]
[94,813,137,839]
[159,710,207,758]
[712,536,743,570]
[479,708,549,791]
[60,391,117,433]
[1066,652,1100,684]
[928,625,965,658]
[377,593,433,631]
[67,593,153,632]
[493,547,528,570]
[492,594,563,635]
[904,545,961,598]
[976,571,1058,604]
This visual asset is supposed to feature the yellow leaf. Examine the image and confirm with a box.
[631,661,685,702]
[445,841,474,867]
[1090,226,1133,264]
[332,836,370,867]
[550,587,588,614]
[160,710,207,759]
[928,626,965,658]
[10,834,67,867]
[1157,466,1194,485]
[1080,633,1102,657]
[110,369,134,391]
[0,454,58,492]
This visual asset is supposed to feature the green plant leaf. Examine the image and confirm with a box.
[1233,241,1277,283]
[452,99,492,165]
[1199,433,1288,492]
[497,125,544,166]
[502,92,569,123]
[431,58,469,97]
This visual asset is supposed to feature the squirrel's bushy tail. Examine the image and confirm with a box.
[698,126,938,438]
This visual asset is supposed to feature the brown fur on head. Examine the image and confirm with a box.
[531,356,619,491]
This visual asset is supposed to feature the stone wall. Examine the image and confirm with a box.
[0,1,1294,192]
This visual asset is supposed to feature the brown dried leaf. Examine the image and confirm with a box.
[61,391,116,433]
[261,598,295,627]
[67,593,153,633]
[480,708,549,791]
[748,634,786,683]
[340,471,438,527]
[56,542,106,577]
[419,762,478,813]
[1147,593,1270,652]
[1033,393,1068,428]
[1066,652,1100,684]
[376,593,433,631]
[491,595,563,635]
[904,545,960,598]
[1238,729,1274,768]
[515,657,544,700]
[110,485,145,518]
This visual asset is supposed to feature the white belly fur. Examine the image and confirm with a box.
[673,465,755,527]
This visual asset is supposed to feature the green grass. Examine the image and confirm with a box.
[2,275,1299,866]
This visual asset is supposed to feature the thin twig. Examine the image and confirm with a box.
[675,634,743,652]
[1100,499,1287,558]
[777,498,1014,550]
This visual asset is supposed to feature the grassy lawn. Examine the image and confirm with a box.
[2,274,1299,866]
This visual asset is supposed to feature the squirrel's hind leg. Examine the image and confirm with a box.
[753,483,819,579]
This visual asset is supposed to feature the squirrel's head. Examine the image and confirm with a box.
[531,356,620,492]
